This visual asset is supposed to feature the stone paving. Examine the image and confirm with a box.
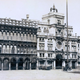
[0,69,80,80]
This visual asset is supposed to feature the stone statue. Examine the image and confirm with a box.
[50,4,58,12]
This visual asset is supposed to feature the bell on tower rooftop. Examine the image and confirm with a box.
[50,4,58,12]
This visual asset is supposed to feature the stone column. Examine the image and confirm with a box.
[69,41,71,52]
[62,61,65,69]
[53,39,56,51]
[38,61,40,69]
[2,62,3,70]
[16,62,18,70]
[30,62,31,70]
[9,62,11,70]
[37,60,39,70]
[23,63,25,70]
[37,38,39,50]
[45,59,47,69]
[75,61,78,69]
[45,39,48,50]
[54,60,56,69]
[70,61,72,69]
[3,45,5,53]
[52,61,54,69]
[14,46,17,54]
[76,42,78,52]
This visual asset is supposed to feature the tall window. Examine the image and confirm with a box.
[39,38,44,42]
[48,44,53,50]
[12,46,15,54]
[40,53,44,57]
[39,43,44,50]
[48,38,52,42]
[17,48,20,54]
[34,35,36,40]
[65,45,69,51]
[72,46,76,52]
[48,53,52,57]
[72,54,76,58]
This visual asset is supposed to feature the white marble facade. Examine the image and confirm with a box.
[37,5,79,69]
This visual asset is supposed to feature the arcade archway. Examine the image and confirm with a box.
[72,61,76,69]
[3,59,9,70]
[56,54,62,69]
[18,58,23,70]
[25,58,30,70]
[11,58,16,70]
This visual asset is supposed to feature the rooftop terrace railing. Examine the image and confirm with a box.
[0,18,38,28]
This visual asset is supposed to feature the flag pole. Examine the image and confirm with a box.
[66,0,68,66]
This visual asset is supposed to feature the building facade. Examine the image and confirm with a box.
[0,15,38,70]
[0,5,80,70]
[37,5,79,70]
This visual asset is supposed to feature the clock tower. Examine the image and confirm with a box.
[42,5,64,25]
[42,5,65,52]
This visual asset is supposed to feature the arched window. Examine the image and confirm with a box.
[12,46,15,54]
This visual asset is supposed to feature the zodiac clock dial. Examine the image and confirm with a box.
[56,40,63,50]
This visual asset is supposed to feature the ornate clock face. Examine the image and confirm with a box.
[56,40,62,50]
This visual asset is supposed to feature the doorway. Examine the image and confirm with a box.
[56,54,62,69]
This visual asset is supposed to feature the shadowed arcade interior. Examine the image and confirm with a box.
[11,58,16,70]
[56,54,62,69]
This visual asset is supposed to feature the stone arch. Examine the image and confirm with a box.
[56,54,62,60]
[11,58,16,70]
[18,58,23,70]
[11,46,15,54]
[31,45,33,54]
[24,58,30,70]
[56,54,62,69]
[31,58,37,69]
[25,57,30,62]
[3,58,9,70]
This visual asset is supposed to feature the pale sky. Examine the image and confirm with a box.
[0,0,80,36]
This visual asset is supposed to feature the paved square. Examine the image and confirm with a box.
[0,70,80,80]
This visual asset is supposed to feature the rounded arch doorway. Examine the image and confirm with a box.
[11,58,16,70]
[25,58,30,70]
[56,54,62,69]
[3,59,9,70]
[18,58,23,70]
